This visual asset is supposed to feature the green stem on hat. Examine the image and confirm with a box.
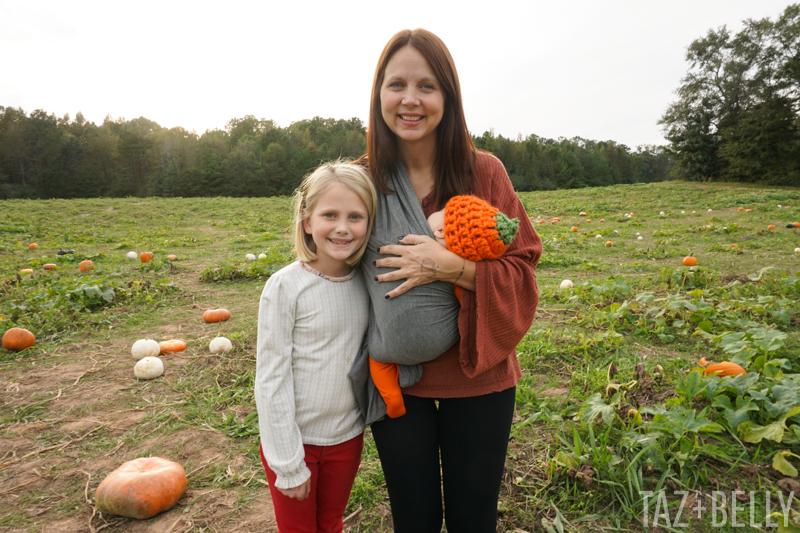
[494,213,520,245]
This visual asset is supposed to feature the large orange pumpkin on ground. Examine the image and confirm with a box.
[79,260,95,273]
[699,357,747,377]
[94,457,187,519]
[682,255,698,267]
[203,309,231,323]
[159,339,187,354]
[2,327,36,351]
[140,252,154,263]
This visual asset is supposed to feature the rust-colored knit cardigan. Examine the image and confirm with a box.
[404,151,542,398]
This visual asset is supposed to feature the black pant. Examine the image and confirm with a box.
[370,387,516,533]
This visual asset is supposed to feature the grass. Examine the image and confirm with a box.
[1,181,799,532]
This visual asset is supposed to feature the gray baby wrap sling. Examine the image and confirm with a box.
[349,164,461,424]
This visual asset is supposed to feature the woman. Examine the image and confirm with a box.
[357,29,542,532]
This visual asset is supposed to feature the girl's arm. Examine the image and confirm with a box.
[254,274,311,491]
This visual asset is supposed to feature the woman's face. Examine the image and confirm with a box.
[380,45,444,150]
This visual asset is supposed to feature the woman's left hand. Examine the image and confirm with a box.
[375,234,474,299]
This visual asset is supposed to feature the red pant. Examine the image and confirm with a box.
[260,434,364,533]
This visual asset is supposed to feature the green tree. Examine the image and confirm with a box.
[661,4,800,183]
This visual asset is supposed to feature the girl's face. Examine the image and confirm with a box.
[302,183,369,277]
[380,45,444,150]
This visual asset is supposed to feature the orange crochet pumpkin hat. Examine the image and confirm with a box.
[443,195,520,261]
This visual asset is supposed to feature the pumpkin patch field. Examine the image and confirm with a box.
[1,181,799,532]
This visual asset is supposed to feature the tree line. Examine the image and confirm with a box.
[0,107,673,200]
[660,4,800,185]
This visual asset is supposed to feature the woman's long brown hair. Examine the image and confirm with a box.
[359,29,477,209]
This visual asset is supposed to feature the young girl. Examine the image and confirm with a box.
[255,160,377,533]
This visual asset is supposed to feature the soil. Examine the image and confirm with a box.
[0,263,279,532]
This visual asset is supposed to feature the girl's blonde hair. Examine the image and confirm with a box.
[293,160,377,267]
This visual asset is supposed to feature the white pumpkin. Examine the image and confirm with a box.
[131,339,160,360]
[258,253,267,259]
[595,234,602,239]
[559,279,574,290]
[638,236,643,240]
[134,356,164,379]
[795,248,800,254]
[209,337,233,354]
[245,254,256,262]
[659,211,665,215]
[126,251,138,260]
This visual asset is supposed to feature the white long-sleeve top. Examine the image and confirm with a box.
[255,260,368,489]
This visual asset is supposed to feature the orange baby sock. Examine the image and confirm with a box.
[368,356,406,418]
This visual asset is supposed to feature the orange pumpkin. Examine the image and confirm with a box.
[703,361,747,377]
[605,240,613,247]
[2,327,36,351]
[793,222,800,228]
[43,263,58,271]
[682,255,698,267]
[28,243,38,250]
[571,226,578,232]
[94,457,187,519]
[140,252,154,263]
[768,225,776,230]
[79,260,95,273]
[203,309,231,323]
[737,207,744,212]
[159,339,187,354]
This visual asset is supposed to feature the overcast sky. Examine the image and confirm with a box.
[1,1,794,148]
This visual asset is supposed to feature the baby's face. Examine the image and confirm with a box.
[427,209,446,246]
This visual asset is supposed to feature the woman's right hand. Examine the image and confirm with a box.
[278,478,311,500]
[376,235,476,298]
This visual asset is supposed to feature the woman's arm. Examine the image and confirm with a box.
[374,236,476,299]
[457,153,542,377]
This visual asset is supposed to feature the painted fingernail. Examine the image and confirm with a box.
[398,235,406,241]
[377,247,382,254]
[384,294,390,299]
[372,261,376,266]
[373,276,378,281]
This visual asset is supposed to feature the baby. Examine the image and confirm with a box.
[369,195,520,417]
[427,209,448,246]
